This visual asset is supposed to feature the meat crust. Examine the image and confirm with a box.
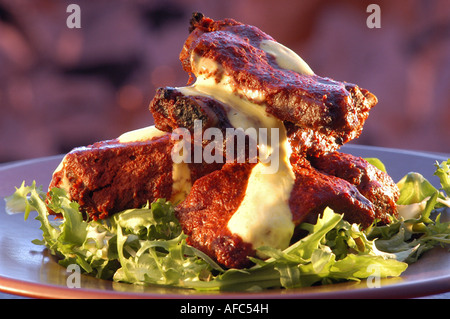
[175,163,256,268]
[289,155,376,229]
[309,152,399,224]
[48,134,223,220]
[49,135,175,220]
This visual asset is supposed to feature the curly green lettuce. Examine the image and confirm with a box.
[4,159,450,291]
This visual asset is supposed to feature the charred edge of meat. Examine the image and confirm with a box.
[289,155,376,230]
[150,87,258,163]
[189,12,204,33]
[345,84,378,113]
[150,87,232,133]
[309,152,399,224]
[285,121,342,158]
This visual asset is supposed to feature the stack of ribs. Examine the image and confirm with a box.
[48,13,399,269]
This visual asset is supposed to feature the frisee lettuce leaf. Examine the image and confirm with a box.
[370,158,450,264]
[434,159,450,202]
[3,157,450,291]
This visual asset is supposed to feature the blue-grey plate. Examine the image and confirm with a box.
[0,145,449,298]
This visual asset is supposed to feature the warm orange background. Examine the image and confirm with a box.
[1,0,449,163]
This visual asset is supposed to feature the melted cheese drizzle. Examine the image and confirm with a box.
[260,39,314,76]
[117,125,166,143]
[177,45,313,251]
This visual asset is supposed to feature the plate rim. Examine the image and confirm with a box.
[1,145,449,299]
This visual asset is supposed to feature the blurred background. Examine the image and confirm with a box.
[0,0,449,163]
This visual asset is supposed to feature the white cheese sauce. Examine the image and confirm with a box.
[179,53,297,252]
[117,125,166,143]
[259,39,314,76]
